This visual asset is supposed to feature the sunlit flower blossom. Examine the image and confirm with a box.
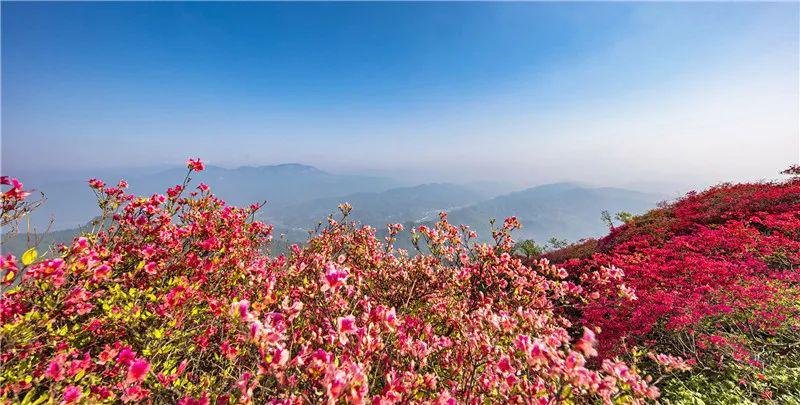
[187,158,205,172]
[127,358,150,383]
[88,178,105,189]
[321,262,349,291]
[63,385,82,404]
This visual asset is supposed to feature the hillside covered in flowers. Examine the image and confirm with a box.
[1,160,798,404]
[547,165,800,403]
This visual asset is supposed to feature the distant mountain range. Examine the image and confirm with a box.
[2,164,671,256]
[439,183,668,243]
[16,163,401,232]
[266,183,485,230]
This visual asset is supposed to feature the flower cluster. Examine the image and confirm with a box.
[0,160,657,404]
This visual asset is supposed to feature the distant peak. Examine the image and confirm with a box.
[519,182,583,193]
[235,163,324,174]
[272,163,321,171]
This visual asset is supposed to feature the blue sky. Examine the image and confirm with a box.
[2,2,798,187]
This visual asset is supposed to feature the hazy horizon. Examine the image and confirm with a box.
[2,2,799,188]
[0,159,709,197]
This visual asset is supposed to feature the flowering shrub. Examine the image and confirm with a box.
[551,171,800,402]
[0,159,657,403]
[1,176,41,229]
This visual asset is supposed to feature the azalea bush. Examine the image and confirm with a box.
[0,159,659,404]
[551,171,800,402]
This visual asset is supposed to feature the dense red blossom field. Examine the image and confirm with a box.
[1,161,798,403]
[548,166,800,401]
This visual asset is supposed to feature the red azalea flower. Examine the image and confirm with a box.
[187,158,205,172]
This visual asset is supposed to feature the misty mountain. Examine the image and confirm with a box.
[269,182,670,250]
[460,181,522,200]
[438,182,668,243]
[266,183,485,230]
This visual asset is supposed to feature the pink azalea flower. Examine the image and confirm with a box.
[63,385,82,404]
[74,237,90,252]
[497,355,514,373]
[337,315,357,335]
[321,262,349,292]
[143,261,158,275]
[337,315,358,344]
[45,358,64,381]
[127,358,150,383]
[528,340,548,364]
[93,264,111,281]
[117,347,136,365]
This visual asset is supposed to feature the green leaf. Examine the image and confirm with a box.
[21,391,48,405]
[21,389,36,404]
[21,247,38,266]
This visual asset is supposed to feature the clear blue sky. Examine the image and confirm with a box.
[2,2,798,186]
